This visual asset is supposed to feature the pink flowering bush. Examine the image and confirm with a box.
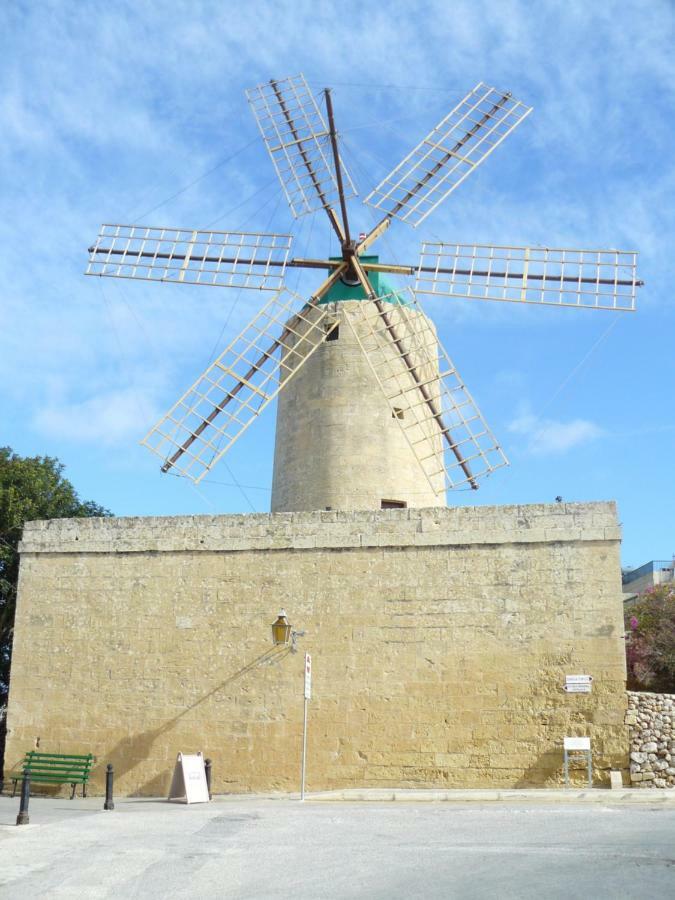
[625,585,675,691]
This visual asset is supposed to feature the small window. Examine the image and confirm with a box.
[392,407,405,420]
[381,499,407,509]
[325,322,339,341]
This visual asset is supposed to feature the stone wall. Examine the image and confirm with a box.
[5,502,628,796]
[271,300,445,512]
[626,692,675,787]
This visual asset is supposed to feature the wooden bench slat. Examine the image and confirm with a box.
[26,771,90,779]
[25,759,92,766]
[26,750,94,760]
[30,775,89,784]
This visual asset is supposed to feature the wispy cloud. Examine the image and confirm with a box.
[509,407,605,455]
[32,386,160,446]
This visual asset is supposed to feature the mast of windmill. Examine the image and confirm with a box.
[85,75,642,512]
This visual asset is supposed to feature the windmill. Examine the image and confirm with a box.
[86,75,642,512]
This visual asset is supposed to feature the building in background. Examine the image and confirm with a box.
[623,559,675,604]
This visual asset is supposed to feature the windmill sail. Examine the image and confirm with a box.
[246,74,357,219]
[415,242,639,311]
[365,83,532,227]
[86,224,292,291]
[346,290,508,494]
[142,290,337,482]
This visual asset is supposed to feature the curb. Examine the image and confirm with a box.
[305,788,675,804]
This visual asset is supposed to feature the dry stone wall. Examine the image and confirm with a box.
[5,502,628,796]
[626,692,675,787]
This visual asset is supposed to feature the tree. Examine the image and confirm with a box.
[625,584,675,692]
[0,447,111,723]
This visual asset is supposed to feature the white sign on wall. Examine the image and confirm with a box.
[564,736,591,751]
[564,674,593,693]
[167,752,210,804]
[304,652,312,700]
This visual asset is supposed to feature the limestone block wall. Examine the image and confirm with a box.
[5,502,628,796]
[626,692,675,787]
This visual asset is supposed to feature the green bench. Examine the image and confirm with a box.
[11,751,95,799]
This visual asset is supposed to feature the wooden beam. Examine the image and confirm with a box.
[324,89,351,247]
[356,216,391,254]
[269,78,344,244]
[309,262,348,302]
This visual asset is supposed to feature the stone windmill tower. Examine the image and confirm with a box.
[86,75,641,512]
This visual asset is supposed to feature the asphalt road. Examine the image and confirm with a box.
[1,795,673,898]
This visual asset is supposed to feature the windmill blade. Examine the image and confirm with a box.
[345,289,508,494]
[364,83,532,228]
[86,224,292,291]
[246,74,357,220]
[142,289,338,483]
[415,242,640,311]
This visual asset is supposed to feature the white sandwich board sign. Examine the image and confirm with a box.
[167,752,210,804]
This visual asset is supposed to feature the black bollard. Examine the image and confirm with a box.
[205,758,212,800]
[104,763,115,810]
[16,769,30,826]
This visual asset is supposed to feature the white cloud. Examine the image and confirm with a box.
[32,387,161,447]
[509,409,605,455]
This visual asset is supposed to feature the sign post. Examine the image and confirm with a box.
[301,652,311,801]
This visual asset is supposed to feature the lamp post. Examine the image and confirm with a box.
[270,609,310,800]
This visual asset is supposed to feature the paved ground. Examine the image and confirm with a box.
[1,793,674,898]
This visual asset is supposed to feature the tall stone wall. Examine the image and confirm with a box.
[626,692,675,787]
[5,502,627,796]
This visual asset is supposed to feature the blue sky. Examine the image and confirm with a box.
[1,0,673,567]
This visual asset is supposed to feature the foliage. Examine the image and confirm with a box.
[625,584,675,692]
[0,447,111,707]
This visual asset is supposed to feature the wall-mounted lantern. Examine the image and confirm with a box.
[271,609,304,653]
[271,609,292,646]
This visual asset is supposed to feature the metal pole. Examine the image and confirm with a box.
[205,758,212,800]
[104,763,115,810]
[16,769,30,825]
[300,696,308,802]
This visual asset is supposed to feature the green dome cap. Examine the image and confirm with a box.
[319,255,409,306]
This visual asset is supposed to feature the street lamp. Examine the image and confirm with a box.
[271,609,304,653]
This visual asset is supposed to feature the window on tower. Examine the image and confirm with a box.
[325,321,339,341]
[381,499,407,509]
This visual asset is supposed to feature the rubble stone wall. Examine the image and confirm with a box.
[626,691,675,787]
